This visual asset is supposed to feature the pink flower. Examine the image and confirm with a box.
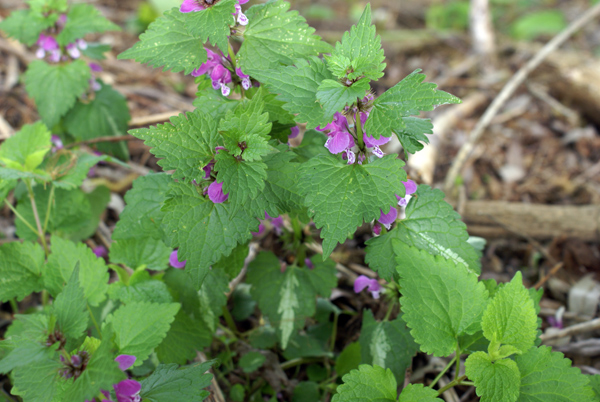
[191,48,221,77]
[378,206,398,230]
[208,181,229,203]
[354,275,382,299]
[169,250,187,269]
[373,223,382,236]
[236,67,251,90]
[233,3,248,25]
[93,246,107,258]
[251,223,265,237]
[317,113,356,163]
[114,355,136,371]
[396,180,417,207]
[210,64,232,96]
[289,126,300,139]
[180,0,205,12]
[51,135,64,151]
[361,113,390,158]
[36,34,60,62]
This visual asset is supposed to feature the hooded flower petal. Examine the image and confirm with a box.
[402,180,417,195]
[114,355,136,371]
[169,250,187,269]
[93,246,107,258]
[180,0,205,12]
[114,379,142,402]
[251,223,265,237]
[289,126,300,139]
[353,275,382,298]
[208,181,229,203]
[378,206,398,229]
[325,131,353,154]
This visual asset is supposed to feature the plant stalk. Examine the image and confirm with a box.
[24,180,48,255]
[429,355,457,388]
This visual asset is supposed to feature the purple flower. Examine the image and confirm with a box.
[354,275,382,299]
[113,379,142,402]
[373,223,382,236]
[51,135,64,151]
[304,258,314,269]
[36,34,60,62]
[378,206,398,230]
[317,113,356,162]
[66,43,81,59]
[208,181,229,203]
[252,223,265,237]
[169,250,187,269]
[236,67,251,90]
[180,0,205,12]
[233,3,249,25]
[93,246,107,258]
[89,62,103,72]
[396,180,417,207]
[192,48,221,77]
[114,355,136,371]
[289,126,300,139]
[210,64,232,96]
[360,113,390,158]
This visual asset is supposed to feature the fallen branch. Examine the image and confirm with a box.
[444,1,600,194]
[540,318,600,342]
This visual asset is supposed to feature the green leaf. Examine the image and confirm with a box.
[11,356,61,402]
[0,341,57,374]
[109,279,173,304]
[0,241,44,302]
[0,179,16,203]
[183,0,236,53]
[15,187,93,241]
[26,0,68,13]
[465,352,520,402]
[131,110,218,183]
[588,375,600,399]
[394,242,489,356]
[239,351,266,373]
[215,152,267,214]
[394,117,435,155]
[56,4,119,45]
[51,152,107,190]
[365,185,480,280]
[316,78,371,117]
[0,122,51,172]
[113,173,171,241]
[62,339,126,402]
[332,365,397,402]
[327,4,385,81]
[198,268,230,332]
[293,382,320,402]
[515,346,596,401]
[238,0,332,71]
[53,264,89,342]
[45,236,109,306]
[140,361,214,402]
[0,10,56,46]
[162,181,257,287]
[365,69,460,140]
[24,60,91,128]
[214,242,249,279]
[231,283,256,321]
[155,311,211,365]
[110,237,172,271]
[105,301,180,365]
[249,56,333,129]
[481,272,537,354]
[81,43,112,60]
[118,9,208,74]
[359,310,418,385]
[336,342,362,378]
[64,83,131,160]
[300,154,407,258]
[398,384,443,402]
[247,252,336,348]
[510,10,567,41]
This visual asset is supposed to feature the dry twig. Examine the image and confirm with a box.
[540,318,600,342]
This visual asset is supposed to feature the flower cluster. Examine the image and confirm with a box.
[316,96,391,164]
[35,17,88,64]
[375,179,417,232]
[180,0,249,26]
[189,48,251,96]
[85,355,140,402]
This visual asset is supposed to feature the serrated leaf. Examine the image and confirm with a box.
[81,43,111,60]
[162,181,257,287]
[105,302,180,365]
[249,56,333,129]
[336,342,362,378]
[238,0,332,71]
[11,356,62,402]
[261,148,305,217]
[398,383,443,402]
[45,236,109,306]
[198,268,229,332]
[482,272,537,354]
[113,173,171,241]
[365,185,480,280]
[316,78,371,117]
[465,352,520,402]
[332,364,397,402]
[0,242,44,302]
[64,83,131,160]
[0,10,56,46]
[140,361,214,402]
[24,60,91,128]
[56,4,119,46]
[588,375,600,398]
[53,265,88,342]
[51,152,106,190]
[26,0,68,13]
[365,69,460,140]
[183,0,236,53]
[515,346,595,401]
[215,152,267,214]
[109,279,173,304]
[214,242,248,279]
[156,311,211,365]
[359,310,418,385]
[118,9,208,74]
[62,339,126,401]
[0,341,57,374]
[328,4,385,81]
[16,187,93,241]
[394,242,489,357]
[110,237,172,271]
[131,110,219,183]
[247,252,336,348]
[0,122,51,172]
[300,154,407,258]
[394,117,435,155]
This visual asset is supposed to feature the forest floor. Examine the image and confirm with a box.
[1,0,600,400]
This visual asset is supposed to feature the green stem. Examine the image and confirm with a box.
[437,375,467,396]
[87,303,102,339]
[383,301,395,321]
[429,355,457,388]
[24,180,49,256]
[42,183,55,234]
[9,298,18,314]
[41,290,49,307]
[460,381,474,386]
[228,41,237,69]
[4,199,38,235]
[280,357,322,370]
[354,112,365,151]
[454,341,461,381]
[222,306,239,336]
